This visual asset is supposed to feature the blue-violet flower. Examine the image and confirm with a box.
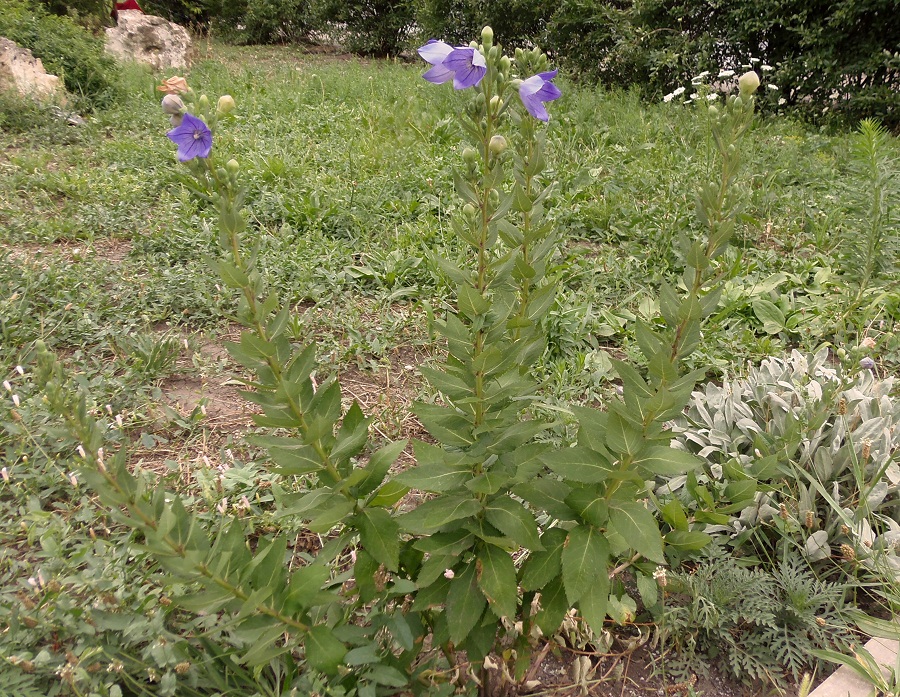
[519,70,562,122]
[167,113,212,162]
[418,40,486,90]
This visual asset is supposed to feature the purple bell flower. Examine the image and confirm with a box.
[519,69,562,121]
[418,40,487,90]
[166,112,212,162]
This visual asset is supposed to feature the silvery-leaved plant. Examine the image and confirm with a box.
[669,347,900,573]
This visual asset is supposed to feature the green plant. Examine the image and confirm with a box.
[838,119,900,327]
[312,0,414,56]
[0,0,122,110]
[661,552,852,686]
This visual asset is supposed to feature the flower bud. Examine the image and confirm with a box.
[161,94,185,115]
[489,45,500,60]
[198,94,210,111]
[481,26,494,48]
[515,48,524,61]
[489,95,502,111]
[226,159,240,175]
[463,203,476,217]
[860,357,876,370]
[489,135,508,154]
[733,95,744,109]
[462,147,478,164]
[708,105,719,116]
[217,94,236,116]
[738,70,760,96]
[500,56,511,73]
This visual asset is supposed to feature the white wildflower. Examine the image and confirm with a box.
[718,70,735,78]
[767,83,779,90]
[15,366,24,375]
[443,569,455,579]
[760,64,774,71]
[12,394,19,407]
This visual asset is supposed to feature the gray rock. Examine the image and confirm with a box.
[0,37,65,101]
[105,11,191,71]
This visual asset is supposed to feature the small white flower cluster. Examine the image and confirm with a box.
[663,58,780,105]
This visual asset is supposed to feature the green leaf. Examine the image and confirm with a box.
[354,440,407,497]
[753,299,786,334]
[368,481,409,507]
[398,495,482,534]
[330,401,370,463]
[540,446,613,483]
[636,571,658,608]
[664,530,712,551]
[606,410,644,457]
[564,487,609,527]
[512,479,575,521]
[561,525,610,604]
[484,497,543,550]
[353,507,399,571]
[307,497,355,533]
[413,530,474,556]
[608,502,665,563]
[395,446,471,492]
[533,576,568,634]
[577,573,610,634]
[413,403,474,447]
[521,528,567,592]
[607,593,637,625]
[477,544,518,619]
[633,446,702,477]
[446,564,487,644]
[466,471,511,495]
[306,625,347,675]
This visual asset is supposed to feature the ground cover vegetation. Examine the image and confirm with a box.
[1,23,900,697]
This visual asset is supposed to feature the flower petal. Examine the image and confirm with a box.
[423,63,454,84]
[418,40,453,65]
[521,93,550,121]
[452,64,486,89]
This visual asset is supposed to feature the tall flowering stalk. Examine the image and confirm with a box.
[393,28,566,692]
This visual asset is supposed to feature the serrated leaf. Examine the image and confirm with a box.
[484,497,543,550]
[398,495,482,534]
[354,508,399,571]
[633,446,702,477]
[512,479,576,520]
[577,574,610,634]
[413,403,474,447]
[534,576,568,634]
[561,525,610,604]
[541,446,613,483]
[564,487,609,527]
[608,502,665,564]
[521,528,566,591]
[477,544,518,619]
[354,440,407,497]
[306,625,347,675]
[446,564,487,644]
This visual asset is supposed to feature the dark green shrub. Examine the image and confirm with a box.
[141,0,215,27]
[415,0,557,49]
[311,0,413,56]
[0,0,121,110]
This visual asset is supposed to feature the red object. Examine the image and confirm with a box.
[112,0,143,20]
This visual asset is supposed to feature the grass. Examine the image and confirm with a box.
[1,42,899,695]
